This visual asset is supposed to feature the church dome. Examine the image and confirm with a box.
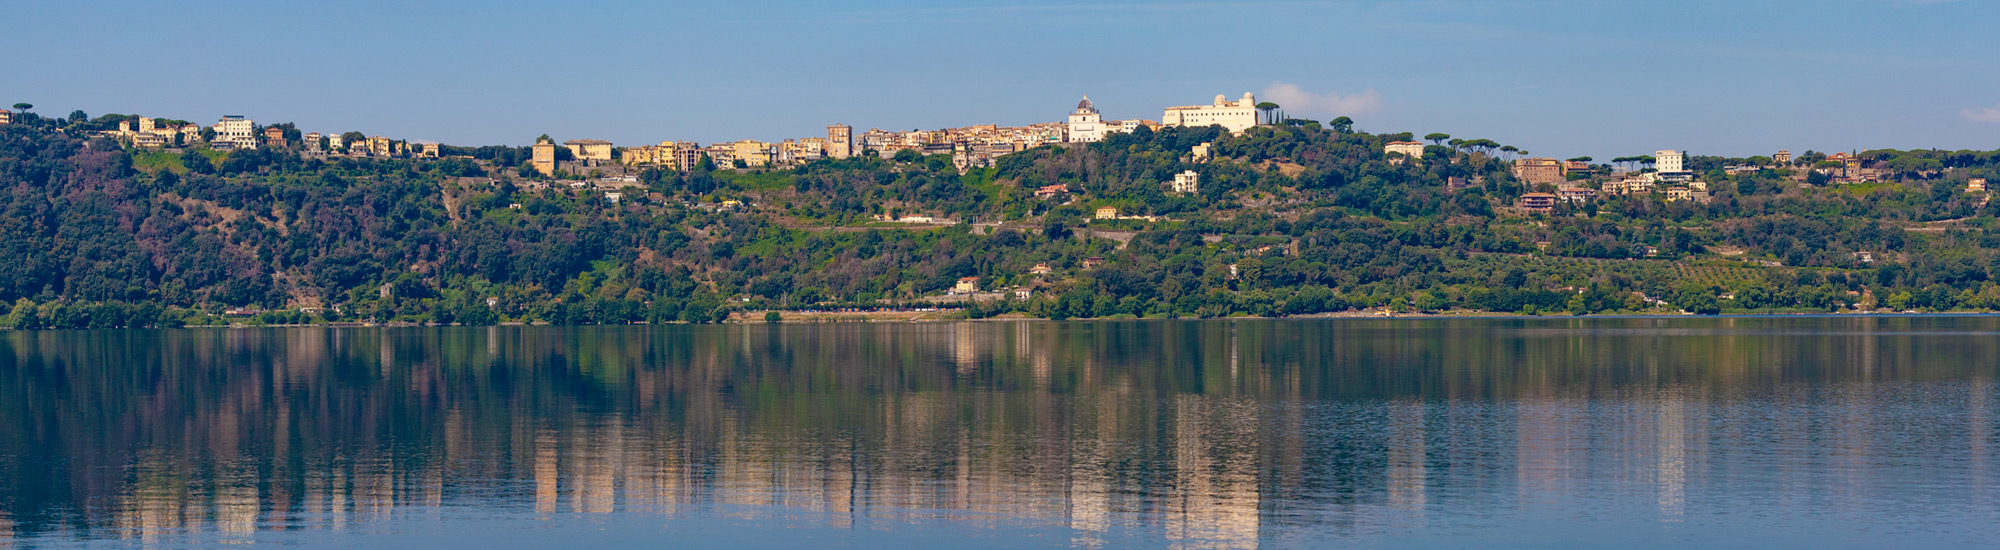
[1075,95,1098,114]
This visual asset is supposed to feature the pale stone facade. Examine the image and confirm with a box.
[1162,93,1259,133]
[1655,149,1686,174]
[1172,170,1200,195]
[1384,141,1425,161]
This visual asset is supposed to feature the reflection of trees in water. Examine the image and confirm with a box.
[0,317,1996,544]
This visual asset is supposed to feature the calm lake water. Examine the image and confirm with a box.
[2,317,1999,548]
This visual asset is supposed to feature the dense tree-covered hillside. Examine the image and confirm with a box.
[4,112,2000,328]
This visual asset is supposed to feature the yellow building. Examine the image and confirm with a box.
[621,141,700,172]
[731,140,773,167]
[826,124,854,159]
[1095,207,1119,219]
[365,136,395,157]
[621,145,659,167]
[532,138,557,177]
[565,139,614,161]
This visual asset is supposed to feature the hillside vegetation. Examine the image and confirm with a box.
[4,114,2000,328]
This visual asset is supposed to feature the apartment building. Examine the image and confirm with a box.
[622,141,701,172]
[1518,192,1558,214]
[730,140,774,167]
[210,115,257,150]
[700,144,737,167]
[826,124,854,159]
[780,138,826,163]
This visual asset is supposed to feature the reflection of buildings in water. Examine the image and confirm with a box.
[114,458,186,545]
[42,320,2000,545]
[378,334,394,379]
[575,419,622,515]
[216,467,260,544]
[954,322,979,375]
[1834,376,1873,510]
[18,325,1256,544]
[1515,392,1581,507]
[719,414,777,513]
[536,430,560,515]
[1970,378,1991,507]
[1386,399,1428,513]
[1228,324,1239,378]
[1166,395,1261,550]
[1655,387,1687,523]
[1068,395,1117,548]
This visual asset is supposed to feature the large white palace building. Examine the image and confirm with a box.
[1162,93,1260,133]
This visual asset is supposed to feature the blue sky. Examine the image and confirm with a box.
[7,0,1998,159]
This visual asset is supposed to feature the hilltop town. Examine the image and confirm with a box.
[1,97,1998,328]
[55,93,1263,176]
[38,92,1956,216]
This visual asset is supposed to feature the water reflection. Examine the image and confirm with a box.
[0,317,1998,547]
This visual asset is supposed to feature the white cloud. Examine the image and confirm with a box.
[1260,82,1384,118]
[1963,103,2000,123]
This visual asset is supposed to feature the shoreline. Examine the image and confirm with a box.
[8,310,1997,331]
